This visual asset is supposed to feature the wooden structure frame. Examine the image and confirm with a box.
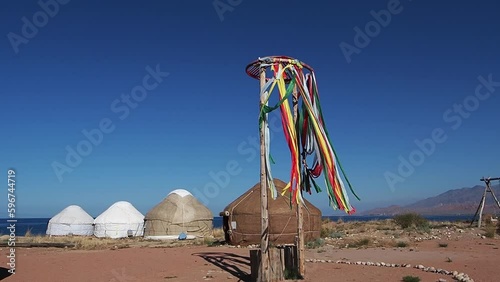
[470,177,500,228]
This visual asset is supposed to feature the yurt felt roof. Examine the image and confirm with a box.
[49,205,94,224]
[145,189,213,221]
[222,178,321,215]
[94,201,144,224]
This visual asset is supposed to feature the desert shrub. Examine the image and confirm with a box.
[402,275,421,282]
[484,214,493,225]
[306,238,325,249]
[320,226,331,238]
[349,238,370,248]
[329,231,344,239]
[438,242,448,248]
[358,238,370,246]
[393,213,429,230]
[320,225,344,238]
[484,224,496,238]
[396,241,408,248]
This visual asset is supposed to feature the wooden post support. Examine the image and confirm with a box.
[293,85,305,278]
[251,247,290,282]
[250,249,260,281]
[258,66,270,282]
[471,195,484,228]
[478,190,486,228]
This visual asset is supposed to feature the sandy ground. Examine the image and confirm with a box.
[1,236,498,282]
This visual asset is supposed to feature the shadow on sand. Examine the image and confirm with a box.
[0,268,13,280]
[193,252,251,282]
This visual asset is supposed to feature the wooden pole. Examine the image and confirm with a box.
[478,187,487,228]
[293,85,305,277]
[258,66,270,282]
[470,198,483,227]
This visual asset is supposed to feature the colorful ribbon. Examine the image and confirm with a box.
[258,57,360,214]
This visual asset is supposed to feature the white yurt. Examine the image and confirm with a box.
[94,201,145,238]
[46,205,94,236]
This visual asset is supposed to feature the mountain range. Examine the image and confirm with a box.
[360,184,500,216]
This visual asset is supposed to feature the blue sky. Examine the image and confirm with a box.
[1,0,499,218]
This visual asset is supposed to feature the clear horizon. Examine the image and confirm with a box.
[1,1,499,219]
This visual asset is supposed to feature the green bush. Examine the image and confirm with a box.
[393,213,429,230]
[402,275,421,282]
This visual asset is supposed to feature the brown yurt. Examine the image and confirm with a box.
[144,189,213,239]
[220,178,322,246]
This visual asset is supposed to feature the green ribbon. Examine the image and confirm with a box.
[259,79,296,128]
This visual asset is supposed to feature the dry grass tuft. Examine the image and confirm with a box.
[212,228,224,239]
[24,228,33,237]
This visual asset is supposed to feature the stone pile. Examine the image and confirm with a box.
[305,258,474,282]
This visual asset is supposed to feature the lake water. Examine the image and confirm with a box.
[0,215,475,236]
